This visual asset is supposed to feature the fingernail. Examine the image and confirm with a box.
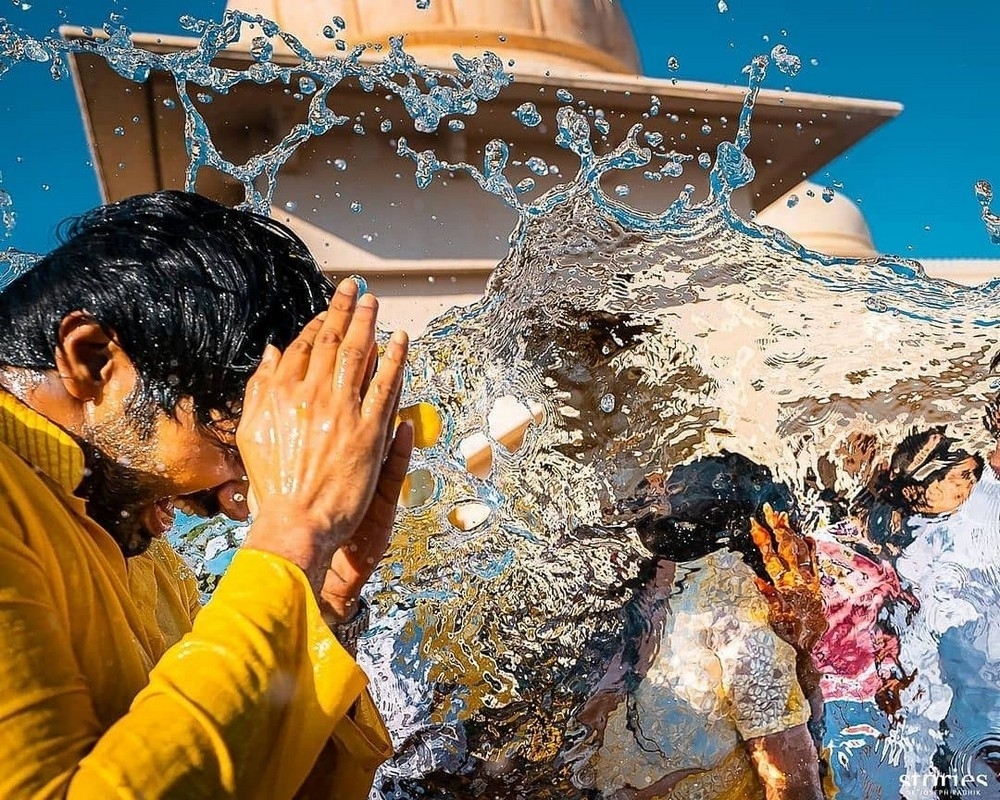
[338,277,359,297]
[359,293,378,309]
[390,330,409,345]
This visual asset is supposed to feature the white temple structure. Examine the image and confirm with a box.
[65,0,975,331]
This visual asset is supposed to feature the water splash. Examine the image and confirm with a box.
[4,9,1000,800]
[0,11,512,214]
[975,179,1000,244]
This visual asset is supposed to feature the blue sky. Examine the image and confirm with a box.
[1,0,998,259]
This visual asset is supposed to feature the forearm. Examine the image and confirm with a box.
[746,725,824,800]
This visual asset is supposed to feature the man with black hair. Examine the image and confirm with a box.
[0,191,412,798]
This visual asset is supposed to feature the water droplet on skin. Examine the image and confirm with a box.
[284,200,298,211]
[299,76,317,95]
[196,92,213,104]
[555,88,574,103]
[644,131,663,146]
[701,124,712,135]
[786,194,799,208]
[448,119,466,131]
[822,186,835,203]
[162,97,175,109]
[322,25,336,39]
[698,152,712,169]
[415,0,430,8]
[335,40,347,52]
[599,394,616,413]
[113,126,125,136]
[515,177,535,194]
[614,184,630,197]
[333,158,348,171]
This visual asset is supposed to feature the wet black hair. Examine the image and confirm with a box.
[875,426,982,514]
[0,191,332,431]
[633,451,797,580]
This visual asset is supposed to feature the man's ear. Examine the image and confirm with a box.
[54,311,117,402]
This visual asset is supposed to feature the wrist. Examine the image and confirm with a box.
[325,598,369,658]
[243,509,342,593]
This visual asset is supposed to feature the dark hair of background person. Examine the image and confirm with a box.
[633,451,798,581]
[0,191,333,434]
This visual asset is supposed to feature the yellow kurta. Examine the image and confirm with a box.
[0,392,392,798]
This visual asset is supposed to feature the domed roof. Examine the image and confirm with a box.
[226,0,641,74]
[755,181,878,258]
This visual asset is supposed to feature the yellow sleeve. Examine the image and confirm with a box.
[0,521,390,799]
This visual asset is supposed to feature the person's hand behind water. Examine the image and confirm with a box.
[750,504,827,657]
[236,278,413,602]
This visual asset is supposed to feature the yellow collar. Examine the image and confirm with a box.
[0,391,86,496]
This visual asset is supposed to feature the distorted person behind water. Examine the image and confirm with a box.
[813,424,1000,799]
[0,191,412,798]
[569,453,827,800]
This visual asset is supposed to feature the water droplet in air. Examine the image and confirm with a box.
[284,200,298,212]
[667,56,680,71]
[822,186,835,203]
[770,44,802,77]
[645,131,663,146]
[526,156,549,176]
[555,88,574,103]
[416,0,430,8]
[333,158,348,171]
[974,180,993,206]
[299,76,317,95]
[514,102,542,127]
[698,152,712,169]
[515,177,536,194]
[614,184,630,197]
[196,92,213,104]
[701,124,712,135]
[599,394,616,413]
[380,119,392,133]
[350,200,363,213]
[162,97,175,109]
[448,119,465,131]
[718,0,729,11]
[113,126,125,136]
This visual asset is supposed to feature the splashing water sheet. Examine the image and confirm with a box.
[2,5,1000,800]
